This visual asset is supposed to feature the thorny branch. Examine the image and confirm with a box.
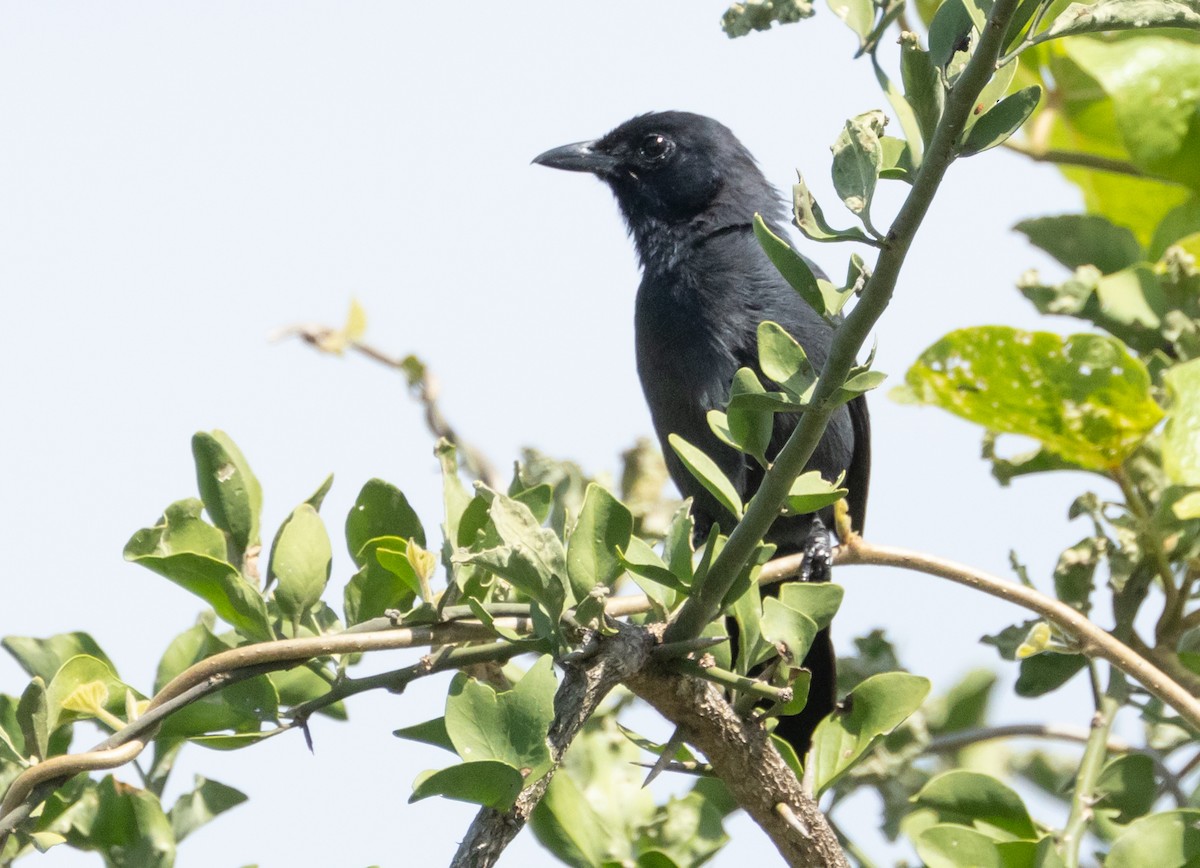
[627,664,848,868]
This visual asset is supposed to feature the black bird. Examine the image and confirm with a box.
[534,111,870,754]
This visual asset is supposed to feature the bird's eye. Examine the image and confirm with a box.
[638,134,674,163]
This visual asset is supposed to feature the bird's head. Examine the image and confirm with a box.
[533,111,779,230]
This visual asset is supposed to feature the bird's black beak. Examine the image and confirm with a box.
[532,140,619,175]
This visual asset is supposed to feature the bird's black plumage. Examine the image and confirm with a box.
[535,111,871,754]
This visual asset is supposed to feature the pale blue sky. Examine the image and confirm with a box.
[1,3,1101,864]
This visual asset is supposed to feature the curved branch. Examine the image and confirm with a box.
[274,323,502,488]
[926,721,1187,805]
[1001,139,1149,179]
[0,619,534,839]
[836,538,1200,731]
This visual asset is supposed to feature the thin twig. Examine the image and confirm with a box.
[274,323,502,489]
[1061,692,1119,867]
[835,537,1200,732]
[287,642,523,723]
[925,722,1187,805]
[1001,139,1149,179]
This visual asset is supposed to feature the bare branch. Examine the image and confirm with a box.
[925,723,1188,806]
[836,537,1200,732]
[274,322,502,488]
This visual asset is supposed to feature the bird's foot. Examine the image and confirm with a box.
[799,517,833,584]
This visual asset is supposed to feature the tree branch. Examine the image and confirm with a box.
[275,322,503,489]
[626,664,848,867]
[1061,690,1118,868]
[450,622,658,868]
[835,538,1200,731]
[925,722,1186,805]
[1002,139,1149,178]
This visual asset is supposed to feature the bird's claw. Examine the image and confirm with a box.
[799,517,833,584]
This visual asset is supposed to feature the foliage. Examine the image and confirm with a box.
[2,0,1200,866]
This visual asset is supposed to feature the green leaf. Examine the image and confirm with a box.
[964,38,1017,141]
[512,483,554,525]
[752,214,826,315]
[809,671,930,794]
[761,598,819,666]
[566,484,633,600]
[792,173,874,244]
[874,56,927,172]
[1041,0,1200,42]
[758,320,817,399]
[151,619,278,739]
[1151,195,1200,259]
[1107,809,1200,868]
[191,430,262,560]
[1016,651,1087,696]
[454,489,569,618]
[410,760,525,809]
[826,0,874,40]
[914,770,1038,838]
[343,536,420,625]
[668,435,743,521]
[1163,359,1200,487]
[268,504,332,626]
[727,369,775,465]
[773,669,813,717]
[831,110,887,227]
[878,136,915,182]
[445,655,556,777]
[960,85,1042,156]
[3,632,115,684]
[169,776,248,843]
[188,731,281,750]
[929,0,975,68]
[1052,537,1100,613]
[45,655,140,732]
[437,440,473,553]
[16,678,49,760]
[91,775,176,868]
[270,665,345,721]
[1064,36,1200,191]
[1095,754,1156,825]
[777,583,844,631]
[125,500,271,640]
[305,473,334,511]
[618,535,687,593]
[900,327,1163,470]
[730,576,769,672]
[900,35,943,153]
[531,773,614,867]
[915,824,1008,868]
[393,717,455,752]
[1016,215,1143,275]
[1017,265,1170,355]
[783,470,848,516]
[345,478,425,564]
[925,669,997,734]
